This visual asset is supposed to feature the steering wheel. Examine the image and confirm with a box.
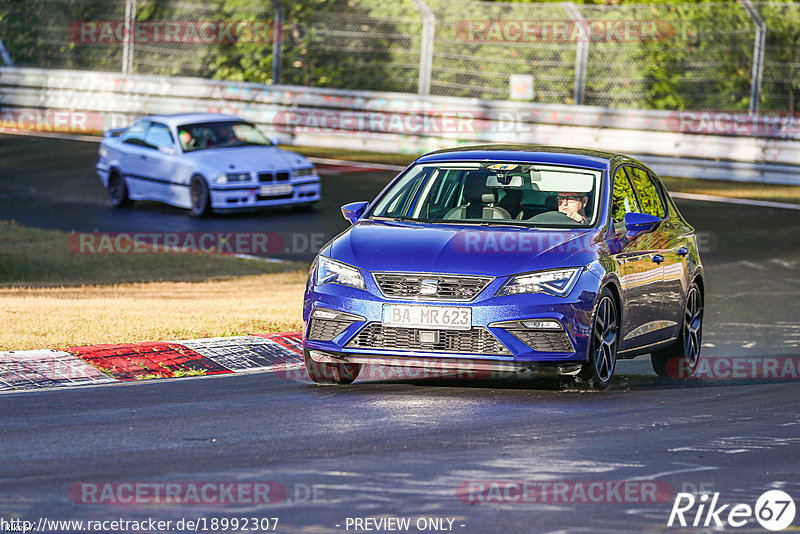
[527,210,576,223]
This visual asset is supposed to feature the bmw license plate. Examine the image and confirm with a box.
[259,184,293,196]
[382,305,471,331]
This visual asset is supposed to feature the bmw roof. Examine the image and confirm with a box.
[415,145,620,170]
[145,113,246,128]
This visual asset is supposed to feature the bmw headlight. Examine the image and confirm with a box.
[215,172,252,184]
[316,256,365,290]
[496,268,582,297]
[293,166,316,177]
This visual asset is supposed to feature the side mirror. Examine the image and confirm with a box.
[270,136,281,146]
[624,212,661,237]
[341,201,369,225]
[158,145,176,155]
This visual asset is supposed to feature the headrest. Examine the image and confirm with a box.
[464,171,496,204]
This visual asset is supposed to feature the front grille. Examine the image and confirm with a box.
[308,318,354,342]
[509,330,574,353]
[346,323,510,355]
[258,171,290,182]
[372,272,492,301]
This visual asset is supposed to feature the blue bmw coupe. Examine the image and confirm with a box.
[302,146,704,388]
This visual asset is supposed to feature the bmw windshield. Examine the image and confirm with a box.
[368,161,603,227]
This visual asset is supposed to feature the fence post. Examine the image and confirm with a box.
[410,0,434,96]
[740,0,766,113]
[563,2,588,106]
[0,37,13,66]
[121,0,136,73]
[271,0,284,85]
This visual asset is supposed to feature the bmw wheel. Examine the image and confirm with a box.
[304,349,361,385]
[578,288,619,390]
[652,282,703,379]
[108,172,131,208]
[190,175,211,217]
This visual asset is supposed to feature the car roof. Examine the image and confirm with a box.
[145,113,247,128]
[415,144,619,170]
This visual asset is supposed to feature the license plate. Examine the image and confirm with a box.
[259,184,293,196]
[382,305,471,331]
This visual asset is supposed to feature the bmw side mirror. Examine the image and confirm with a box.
[270,136,281,146]
[624,212,661,237]
[341,201,369,225]
[158,145,176,155]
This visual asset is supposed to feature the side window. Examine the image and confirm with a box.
[611,167,640,228]
[627,167,665,218]
[121,120,149,146]
[144,123,174,150]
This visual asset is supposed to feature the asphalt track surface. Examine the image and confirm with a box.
[2,134,800,533]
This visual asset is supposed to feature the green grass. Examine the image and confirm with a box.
[0,220,304,287]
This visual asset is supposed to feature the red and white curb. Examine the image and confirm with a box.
[0,332,304,392]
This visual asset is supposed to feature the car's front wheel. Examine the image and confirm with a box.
[108,172,131,208]
[190,175,211,217]
[652,282,703,378]
[304,349,361,385]
[578,288,619,389]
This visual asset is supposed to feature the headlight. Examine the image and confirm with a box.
[496,268,581,297]
[293,166,316,177]
[215,172,251,184]
[316,256,365,290]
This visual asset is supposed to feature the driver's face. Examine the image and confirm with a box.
[557,192,587,216]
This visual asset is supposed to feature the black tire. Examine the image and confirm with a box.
[652,283,703,379]
[108,172,131,208]
[190,175,211,217]
[578,288,619,390]
[303,349,361,385]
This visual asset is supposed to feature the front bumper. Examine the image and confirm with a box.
[209,179,320,209]
[302,268,600,367]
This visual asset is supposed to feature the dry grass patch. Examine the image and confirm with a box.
[0,272,306,351]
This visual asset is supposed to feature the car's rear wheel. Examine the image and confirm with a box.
[578,288,619,389]
[190,176,211,217]
[652,283,703,378]
[304,349,361,385]
[108,172,131,208]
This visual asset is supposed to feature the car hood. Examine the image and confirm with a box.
[183,146,310,172]
[328,220,598,276]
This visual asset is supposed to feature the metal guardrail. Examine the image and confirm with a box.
[1,67,799,184]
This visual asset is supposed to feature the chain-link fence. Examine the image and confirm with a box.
[1,0,798,111]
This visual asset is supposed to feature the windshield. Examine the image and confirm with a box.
[177,121,273,152]
[368,161,603,227]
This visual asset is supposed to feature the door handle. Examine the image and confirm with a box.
[140,155,147,160]
[677,246,689,256]
[652,254,665,264]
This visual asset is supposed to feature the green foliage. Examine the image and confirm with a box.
[0,0,799,111]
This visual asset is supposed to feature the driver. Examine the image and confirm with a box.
[557,191,589,224]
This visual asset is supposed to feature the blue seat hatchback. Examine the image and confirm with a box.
[302,145,704,389]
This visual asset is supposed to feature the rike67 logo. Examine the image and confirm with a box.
[668,490,796,531]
